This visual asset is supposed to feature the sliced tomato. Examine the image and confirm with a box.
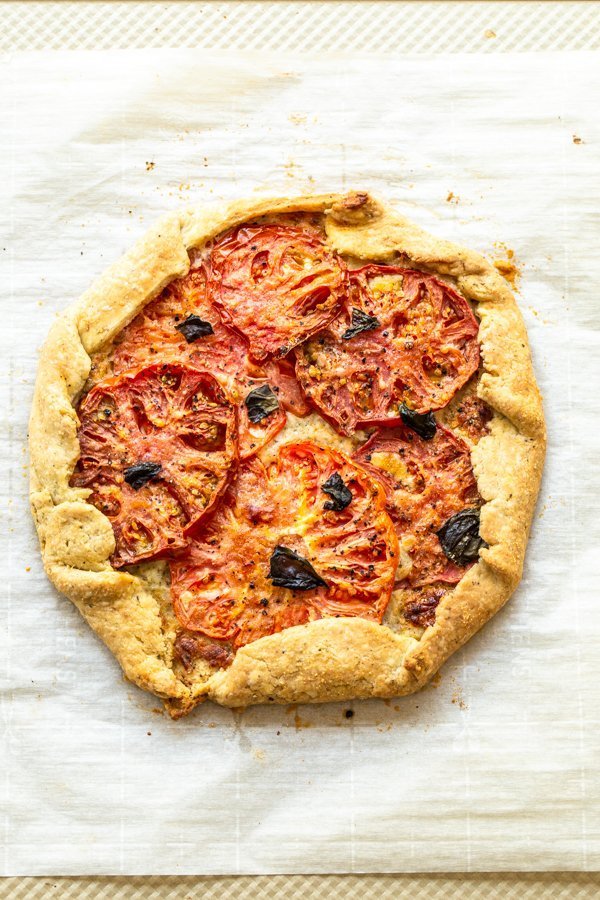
[263,353,311,417]
[207,223,348,360]
[296,266,480,435]
[71,363,237,568]
[111,264,289,457]
[354,423,479,588]
[170,441,398,650]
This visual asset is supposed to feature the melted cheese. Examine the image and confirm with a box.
[258,412,366,466]
[369,450,419,493]
[369,274,404,295]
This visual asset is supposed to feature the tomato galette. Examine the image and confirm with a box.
[29,193,545,716]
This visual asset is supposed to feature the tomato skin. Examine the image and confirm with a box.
[263,353,311,418]
[71,363,237,568]
[170,441,398,649]
[110,265,289,457]
[296,266,480,435]
[208,224,348,360]
[354,422,480,589]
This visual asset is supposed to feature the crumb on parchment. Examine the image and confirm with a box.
[493,244,521,288]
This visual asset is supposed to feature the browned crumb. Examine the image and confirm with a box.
[145,161,155,171]
[450,677,468,710]
[573,135,584,145]
[451,691,468,710]
[484,29,497,39]
[493,245,521,288]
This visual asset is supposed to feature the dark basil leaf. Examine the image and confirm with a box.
[437,508,488,565]
[175,314,214,343]
[268,545,328,591]
[245,384,279,423]
[321,472,352,511]
[123,461,162,491]
[399,402,437,440]
[342,307,381,340]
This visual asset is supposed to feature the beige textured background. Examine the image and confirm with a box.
[1,0,600,54]
[3,0,599,895]
[0,873,600,898]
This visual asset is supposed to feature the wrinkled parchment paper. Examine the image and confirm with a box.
[1,49,599,875]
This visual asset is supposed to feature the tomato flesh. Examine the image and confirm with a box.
[208,224,348,360]
[354,423,480,589]
[296,266,480,435]
[170,441,398,649]
[71,363,237,568]
[111,264,296,457]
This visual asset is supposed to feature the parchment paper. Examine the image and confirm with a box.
[1,49,599,875]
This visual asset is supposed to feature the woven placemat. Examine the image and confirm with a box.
[1,0,599,55]
[1,873,600,898]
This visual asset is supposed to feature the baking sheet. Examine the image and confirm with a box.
[1,49,599,875]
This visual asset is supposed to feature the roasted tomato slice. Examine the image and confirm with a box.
[170,441,398,650]
[71,363,237,568]
[263,353,311,417]
[111,265,290,458]
[296,266,480,435]
[207,223,348,360]
[354,423,480,588]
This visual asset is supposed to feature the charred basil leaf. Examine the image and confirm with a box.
[437,508,488,565]
[175,314,214,343]
[342,307,381,340]
[399,402,437,440]
[245,384,280,423]
[321,472,353,511]
[268,545,328,591]
[123,461,162,491]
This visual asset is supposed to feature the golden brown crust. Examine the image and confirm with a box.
[29,191,546,715]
